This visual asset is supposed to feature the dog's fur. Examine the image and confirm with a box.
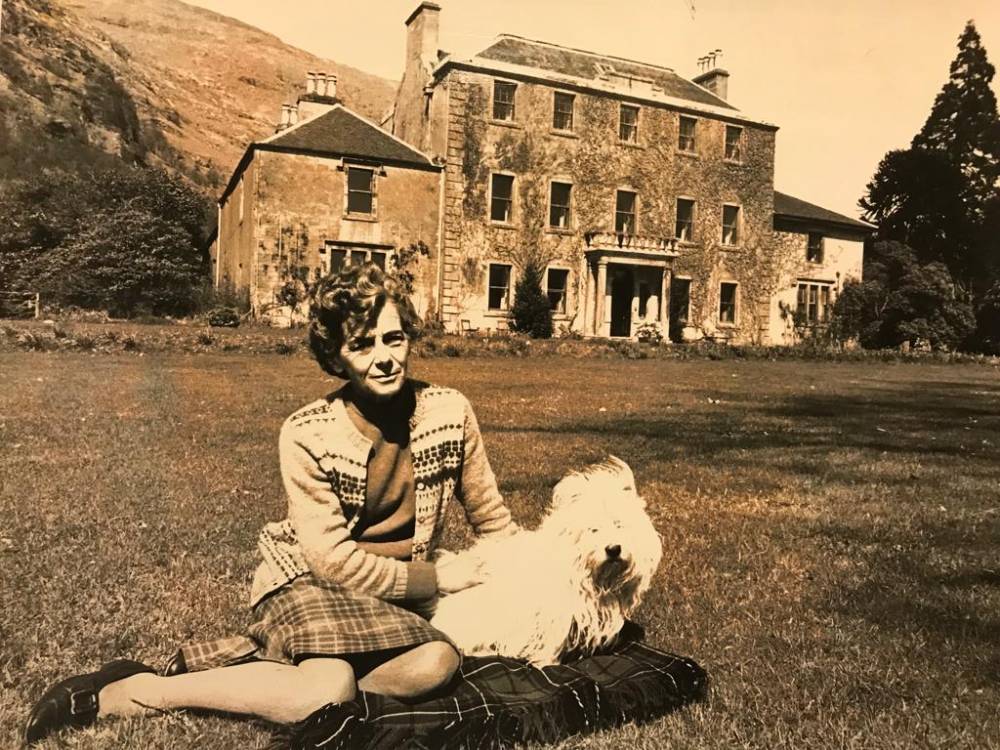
[431,457,662,667]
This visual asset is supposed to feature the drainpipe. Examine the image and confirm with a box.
[435,165,446,326]
[214,202,222,287]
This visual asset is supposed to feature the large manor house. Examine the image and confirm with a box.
[211,2,872,344]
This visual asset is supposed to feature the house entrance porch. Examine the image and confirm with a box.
[581,232,679,338]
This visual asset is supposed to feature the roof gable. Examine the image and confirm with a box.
[474,35,736,111]
[263,105,437,168]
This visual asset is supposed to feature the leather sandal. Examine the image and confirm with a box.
[23,659,155,746]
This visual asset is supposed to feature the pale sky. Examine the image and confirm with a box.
[185,0,1000,220]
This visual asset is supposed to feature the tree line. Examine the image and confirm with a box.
[836,20,1000,353]
[0,160,214,318]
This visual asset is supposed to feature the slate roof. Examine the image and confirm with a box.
[263,105,437,167]
[220,105,439,203]
[774,191,874,232]
[472,35,736,111]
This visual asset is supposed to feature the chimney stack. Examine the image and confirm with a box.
[405,2,441,74]
[692,49,729,100]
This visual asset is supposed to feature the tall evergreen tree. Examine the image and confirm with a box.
[860,20,1000,309]
[912,21,1000,204]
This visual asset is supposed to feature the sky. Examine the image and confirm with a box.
[185,0,1000,220]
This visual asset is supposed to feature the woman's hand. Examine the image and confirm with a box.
[435,551,484,594]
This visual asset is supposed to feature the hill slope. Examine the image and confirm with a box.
[0,0,397,192]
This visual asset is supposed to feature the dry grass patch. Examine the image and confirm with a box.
[1,353,998,748]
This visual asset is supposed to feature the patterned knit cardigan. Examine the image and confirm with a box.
[250,382,513,607]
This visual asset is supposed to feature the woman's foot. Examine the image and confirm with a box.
[23,659,155,746]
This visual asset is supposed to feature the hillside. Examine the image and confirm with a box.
[0,0,397,193]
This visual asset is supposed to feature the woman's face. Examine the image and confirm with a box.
[336,301,410,402]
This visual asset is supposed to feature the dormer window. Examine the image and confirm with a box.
[493,80,517,121]
[619,104,639,143]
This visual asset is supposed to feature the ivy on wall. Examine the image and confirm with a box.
[452,71,793,341]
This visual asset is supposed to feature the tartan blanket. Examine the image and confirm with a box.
[278,632,708,750]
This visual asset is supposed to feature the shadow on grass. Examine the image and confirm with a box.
[487,378,997,489]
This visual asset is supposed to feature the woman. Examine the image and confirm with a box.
[25,263,516,744]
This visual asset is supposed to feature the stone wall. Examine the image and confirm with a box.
[240,150,440,318]
[768,228,865,344]
[434,69,779,338]
[217,159,257,298]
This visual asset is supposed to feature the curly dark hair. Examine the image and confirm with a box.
[308,263,422,377]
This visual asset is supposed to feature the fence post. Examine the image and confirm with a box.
[34,293,40,319]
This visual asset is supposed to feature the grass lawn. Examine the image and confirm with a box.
[1,352,998,749]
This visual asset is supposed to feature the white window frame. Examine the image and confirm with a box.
[724,125,743,162]
[721,203,742,246]
[619,104,640,143]
[489,172,516,225]
[545,266,571,315]
[675,197,696,243]
[487,262,514,312]
[492,79,518,122]
[615,189,638,235]
[552,91,575,132]
[796,281,833,325]
[807,233,825,264]
[678,115,697,153]
[320,243,392,275]
[344,165,377,217]
[548,180,573,230]
[718,281,739,326]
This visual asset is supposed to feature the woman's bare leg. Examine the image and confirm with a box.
[357,642,459,698]
[98,658,356,724]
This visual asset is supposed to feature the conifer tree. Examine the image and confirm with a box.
[912,21,1000,203]
[510,259,553,338]
[860,20,1000,309]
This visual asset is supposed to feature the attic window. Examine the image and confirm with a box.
[493,80,517,121]
[346,167,375,215]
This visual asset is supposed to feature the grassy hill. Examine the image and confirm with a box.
[0,0,397,192]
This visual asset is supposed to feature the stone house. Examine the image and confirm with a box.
[211,73,443,322]
[769,191,872,344]
[388,1,873,342]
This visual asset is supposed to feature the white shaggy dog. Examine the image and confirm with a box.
[431,457,662,667]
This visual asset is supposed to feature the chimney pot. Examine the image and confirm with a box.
[325,73,337,100]
[306,72,317,95]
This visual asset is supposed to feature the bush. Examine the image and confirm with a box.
[510,260,553,339]
[634,322,664,344]
[207,308,240,328]
[830,241,976,351]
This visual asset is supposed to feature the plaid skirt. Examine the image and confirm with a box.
[174,574,452,673]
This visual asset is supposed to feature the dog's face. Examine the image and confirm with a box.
[545,457,663,611]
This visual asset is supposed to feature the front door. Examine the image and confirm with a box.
[669,277,691,342]
[609,267,634,337]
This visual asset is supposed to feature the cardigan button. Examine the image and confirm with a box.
[416,482,426,491]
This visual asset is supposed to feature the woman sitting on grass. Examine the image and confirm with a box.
[25,262,517,745]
